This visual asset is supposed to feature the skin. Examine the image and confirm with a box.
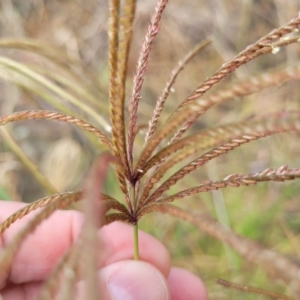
[0,201,208,300]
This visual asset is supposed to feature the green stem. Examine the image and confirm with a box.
[133,222,139,260]
[131,184,139,260]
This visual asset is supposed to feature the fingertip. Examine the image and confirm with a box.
[77,260,170,300]
[168,267,208,300]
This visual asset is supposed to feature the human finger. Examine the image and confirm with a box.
[0,202,170,288]
[167,267,208,300]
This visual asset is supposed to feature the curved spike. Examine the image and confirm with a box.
[104,199,131,217]
[133,16,300,173]
[0,192,80,281]
[109,0,135,180]
[128,0,168,166]
[169,64,300,143]
[179,15,300,108]
[0,191,125,235]
[0,192,81,234]
[217,279,294,300]
[108,0,120,95]
[0,110,113,149]
[139,134,260,207]
[135,112,300,181]
[105,213,135,225]
[144,39,211,144]
[157,166,300,203]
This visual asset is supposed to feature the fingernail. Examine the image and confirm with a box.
[108,261,169,300]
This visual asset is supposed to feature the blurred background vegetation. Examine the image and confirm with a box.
[0,0,300,298]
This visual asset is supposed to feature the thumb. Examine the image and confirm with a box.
[77,260,170,300]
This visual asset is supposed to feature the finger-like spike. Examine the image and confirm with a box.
[139,135,259,206]
[128,0,168,166]
[144,39,211,144]
[0,110,113,149]
[217,279,294,300]
[0,192,80,281]
[135,112,300,181]
[145,17,300,147]
[110,0,136,180]
[156,166,300,203]
[0,192,81,234]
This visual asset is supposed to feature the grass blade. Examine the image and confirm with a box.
[0,127,58,194]
[0,57,109,130]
